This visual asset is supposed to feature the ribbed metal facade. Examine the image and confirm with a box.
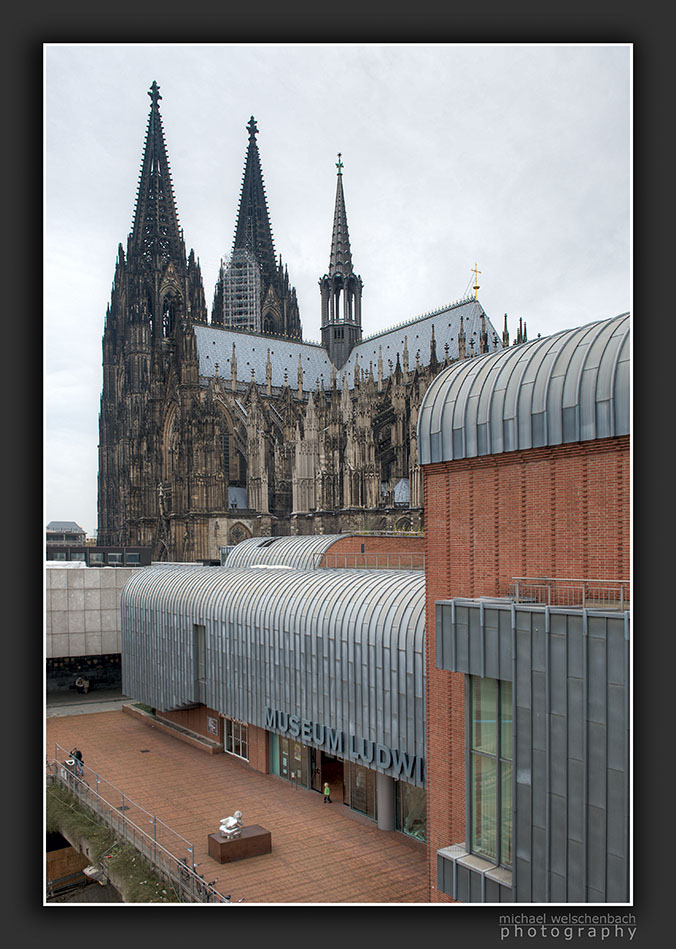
[223,534,346,570]
[435,599,630,902]
[121,565,426,785]
[418,314,630,465]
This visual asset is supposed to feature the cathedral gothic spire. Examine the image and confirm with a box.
[129,82,182,266]
[213,116,302,340]
[234,117,278,291]
[320,154,364,369]
[98,82,207,551]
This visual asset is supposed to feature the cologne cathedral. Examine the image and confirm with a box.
[97,83,523,561]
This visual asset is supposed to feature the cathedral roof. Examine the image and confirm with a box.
[194,297,501,391]
[347,298,497,378]
[195,324,334,389]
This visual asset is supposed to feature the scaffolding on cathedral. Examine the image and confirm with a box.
[219,247,262,332]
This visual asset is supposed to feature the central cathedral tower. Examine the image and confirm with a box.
[319,154,363,368]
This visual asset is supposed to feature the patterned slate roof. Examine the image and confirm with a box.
[193,297,501,391]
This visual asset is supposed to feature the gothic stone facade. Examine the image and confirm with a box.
[98,84,516,562]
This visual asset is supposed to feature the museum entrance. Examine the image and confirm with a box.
[311,748,344,801]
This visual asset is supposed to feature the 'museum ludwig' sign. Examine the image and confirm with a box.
[264,707,424,784]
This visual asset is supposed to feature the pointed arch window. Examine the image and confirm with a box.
[161,293,180,337]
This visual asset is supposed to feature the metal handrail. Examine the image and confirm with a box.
[54,743,194,865]
[313,552,425,571]
[48,749,231,903]
[511,576,630,610]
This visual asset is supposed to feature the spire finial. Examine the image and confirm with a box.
[247,116,258,140]
[148,81,162,107]
[472,262,481,299]
[336,153,344,176]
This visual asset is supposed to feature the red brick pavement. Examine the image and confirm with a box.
[46,710,428,904]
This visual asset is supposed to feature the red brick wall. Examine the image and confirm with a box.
[423,436,630,901]
[159,705,221,741]
[323,534,425,569]
[158,708,269,775]
[247,724,269,774]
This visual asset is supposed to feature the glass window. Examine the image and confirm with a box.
[71,552,86,561]
[224,718,249,761]
[52,551,67,561]
[470,753,497,860]
[193,624,206,681]
[396,780,427,841]
[471,677,497,755]
[125,552,140,564]
[90,552,104,563]
[347,762,376,818]
[470,677,512,868]
[107,552,123,563]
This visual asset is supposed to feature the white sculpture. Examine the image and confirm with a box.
[219,810,243,840]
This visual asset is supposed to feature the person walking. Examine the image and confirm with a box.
[323,782,332,804]
[71,748,84,777]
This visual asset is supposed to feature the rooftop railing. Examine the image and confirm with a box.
[316,551,425,571]
[510,577,630,611]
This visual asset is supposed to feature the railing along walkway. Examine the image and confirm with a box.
[47,744,232,903]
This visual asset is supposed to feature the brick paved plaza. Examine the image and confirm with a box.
[46,708,427,904]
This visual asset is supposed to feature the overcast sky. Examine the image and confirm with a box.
[44,43,631,537]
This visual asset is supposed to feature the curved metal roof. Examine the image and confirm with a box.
[417,314,630,464]
[224,534,347,569]
[121,565,426,782]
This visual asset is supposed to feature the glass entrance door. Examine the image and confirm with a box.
[310,748,322,792]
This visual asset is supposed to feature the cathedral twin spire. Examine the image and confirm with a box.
[233,116,278,290]
[214,113,301,339]
[128,83,362,352]
[130,81,184,268]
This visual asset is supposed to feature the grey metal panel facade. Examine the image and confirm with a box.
[223,534,347,570]
[121,565,426,785]
[418,314,630,465]
[435,598,630,902]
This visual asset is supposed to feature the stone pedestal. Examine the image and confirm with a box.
[207,825,272,863]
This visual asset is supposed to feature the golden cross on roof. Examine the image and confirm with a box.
[472,262,481,299]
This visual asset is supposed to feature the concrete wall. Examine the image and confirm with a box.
[46,566,142,659]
